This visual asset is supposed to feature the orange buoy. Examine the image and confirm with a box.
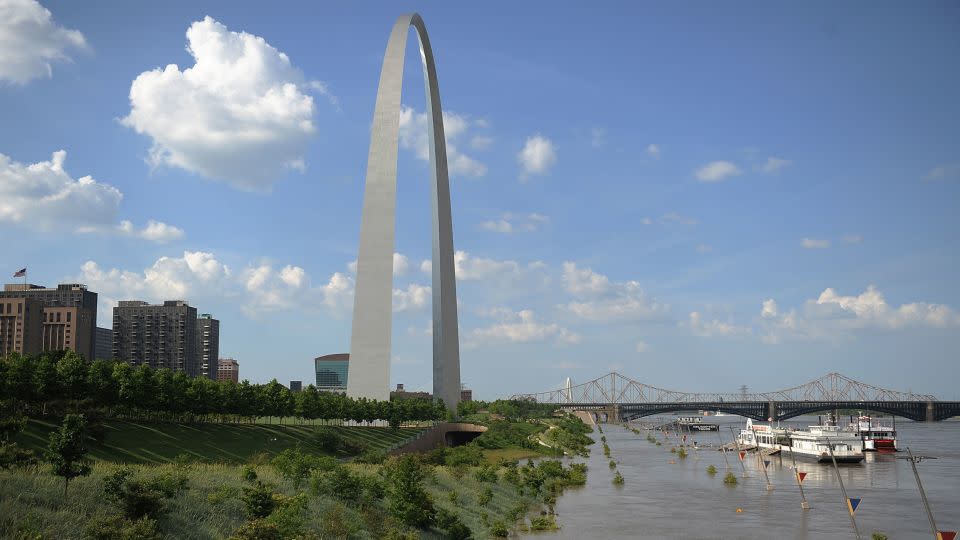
[736,508,743,513]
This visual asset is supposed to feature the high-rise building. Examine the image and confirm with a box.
[289,380,302,392]
[196,314,220,379]
[0,297,43,356]
[315,353,349,393]
[217,358,239,383]
[94,327,112,360]
[112,300,199,375]
[1,283,98,360]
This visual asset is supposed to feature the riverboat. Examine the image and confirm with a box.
[850,414,898,452]
[737,418,864,464]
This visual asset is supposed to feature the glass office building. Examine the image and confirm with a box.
[315,353,349,393]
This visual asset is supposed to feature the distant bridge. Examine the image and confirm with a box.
[514,372,960,422]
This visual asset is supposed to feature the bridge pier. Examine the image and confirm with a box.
[927,401,935,423]
[768,401,777,422]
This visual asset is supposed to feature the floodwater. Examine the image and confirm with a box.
[538,416,959,539]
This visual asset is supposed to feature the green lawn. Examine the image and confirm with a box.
[16,419,424,464]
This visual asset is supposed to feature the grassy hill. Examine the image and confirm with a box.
[16,418,424,464]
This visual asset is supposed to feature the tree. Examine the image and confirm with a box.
[56,351,90,407]
[47,413,91,498]
[385,455,435,528]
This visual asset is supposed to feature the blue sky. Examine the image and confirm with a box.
[2,1,958,398]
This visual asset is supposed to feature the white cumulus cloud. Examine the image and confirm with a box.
[479,212,549,234]
[759,156,791,174]
[121,16,328,190]
[688,311,751,338]
[117,220,185,243]
[518,134,556,179]
[646,144,660,157]
[0,0,87,84]
[801,238,830,249]
[471,309,580,346]
[398,106,488,177]
[560,262,668,321]
[0,150,122,231]
[695,161,741,182]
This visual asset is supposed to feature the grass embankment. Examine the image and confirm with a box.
[16,418,423,464]
[1,451,583,538]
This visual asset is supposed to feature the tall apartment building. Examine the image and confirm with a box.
[196,314,220,379]
[1,283,98,360]
[315,353,349,393]
[113,300,199,376]
[0,297,43,357]
[94,327,112,360]
[217,358,239,383]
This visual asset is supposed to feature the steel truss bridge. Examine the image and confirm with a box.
[514,372,960,422]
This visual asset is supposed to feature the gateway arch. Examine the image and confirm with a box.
[347,14,461,409]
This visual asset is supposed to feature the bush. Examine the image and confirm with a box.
[241,465,257,482]
[271,446,336,488]
[355,448,387,464]
[474,464,498,483]
[530,514,558,531]
[678,447,688,459]
[707,465,717,475]
[478,486,493,507]
[608,459,617,470]
[264,493,308,537]
[444,444,484,467]
[490,521,510,537]
[436,507,473,539]
[229,519,282,540]
[311,466,363,503]
[241,481,276,518]
[85,515,162,540]
[384,455,435,528]
[102,468,186,520]
[612,471,624,486]
[723,472,738,485]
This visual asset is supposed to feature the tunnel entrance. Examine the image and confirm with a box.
[445,430,482,447]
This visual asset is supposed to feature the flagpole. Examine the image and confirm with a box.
[905,448,939,539]
[790,444,810,510]
[729,425,749,477]
[828,442,861,540]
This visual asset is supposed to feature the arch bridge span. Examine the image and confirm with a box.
[515,372,959,422]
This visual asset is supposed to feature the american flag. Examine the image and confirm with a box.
[13,268,26,277]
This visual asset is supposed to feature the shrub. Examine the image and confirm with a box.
[271,447,336,488]
[677,448,688,459]
[241,481,276,518]
[530,514,558,531]
[448,490,459,506]
[102,468,186,520]
[478,486,493,507]
[871,533,889,540]
[311,466,363,503]
[474,464,498,483]
[723,472,738,485]
[355,448,387,464]
[85,515,162,540]
[264,493,308,538]
[608,459,617,470]
[384,454,435,528]
[444,444,484,467]
[612,472,625,486]
[229,519,282,540]
[707,465,717,475]
[436,507,473,540]
[241,465,257,482]
[490,521,510,537]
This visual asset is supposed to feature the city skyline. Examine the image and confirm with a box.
[1,1,958,399]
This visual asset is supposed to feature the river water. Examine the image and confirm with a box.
[540,416,959,539]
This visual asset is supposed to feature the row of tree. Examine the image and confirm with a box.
[0,351,446,426]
